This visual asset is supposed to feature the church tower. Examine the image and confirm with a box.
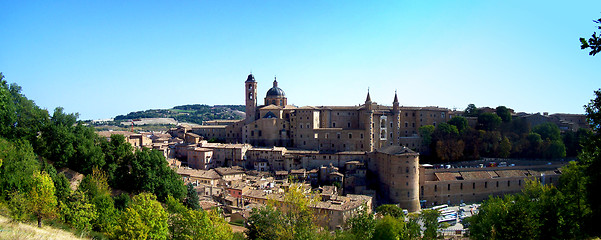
[245,74,257,124]
[392,91,401,146]
[364,90,374,152]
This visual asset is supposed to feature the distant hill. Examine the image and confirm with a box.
[114,104,246,125]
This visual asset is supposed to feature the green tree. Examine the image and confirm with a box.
[130,148,186,201]
[53,172,71,203]
[113,193,169,240]
[477,113,502,131]
[184,183,200,210]
[581,88,601,235]
[420,209,441,240]
[375,204,404,219]
[495,106,512,123]
[464,104,480,117]
[0,138,40,196]
[27,171,58,227]
[60,189,98,232]
[499,136,512,158]
[418,125,435,153]
[166,195,232,240]
[372,215,405,240]
[346,205,376,240]
[580,16,601,56]
[246,205,285,240]
[533,122,561,141]
[246,183,321,240]
[447,116,468,132]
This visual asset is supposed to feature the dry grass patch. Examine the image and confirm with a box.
[0,215,87,240]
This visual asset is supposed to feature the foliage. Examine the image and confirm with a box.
[346,205,376,240]
[128,148,186,202]
[448,116,468,132]
[114,193,131,211]
[375,204,404,219]
[464,103,480,117]
[184,183,200,210]
[27,171,58,227]
[533,122,561,141]
[114,104,244,125]
[60,190,98,232]
[468,179,584,239]
[418,125,435,152]
[112,193,169,240]
[166,195,233,240]
[495,106,512,123]
[53,173,72,204]
[0,138,40,196]
[246,183,320,240]
[420,209,441,240]
[477,112,502,131]
[372,215,405,240]
[580,16,601,56]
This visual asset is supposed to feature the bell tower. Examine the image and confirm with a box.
[245,74,257,124]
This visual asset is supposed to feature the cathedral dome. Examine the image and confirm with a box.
[266,78,285,97]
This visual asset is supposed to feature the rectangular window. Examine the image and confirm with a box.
[447,184,450,191]
[473,183,475,189]
[485,182,488,188]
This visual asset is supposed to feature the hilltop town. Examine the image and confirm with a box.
[97,74,585,230]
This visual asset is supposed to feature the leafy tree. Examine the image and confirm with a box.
[581,88,601,235]
[60,189,98,231]
[53,172,72,203]
[0,138,40,196]
[100,134,134,188]
[448,116,468,132]
[7,192,28,222]
[542,140,566,159]
[580,16,601,56]
[27,171,58,227]
[166,195,232,240]
[477,113,502,131]
[418,125,435,153]
[499,136,512,158]
[533,122,561,141]
[184,183,200,210]
[246,183,321,240]
[79,168,117,232]
[129,148,186,201]
[420,209,441,240]
[345,205,376,240]
[113,193,169,240]
[37,107,78,168]
[246,205,285,240]
[70,124,105,174]
[375,204,404,219]
[372,215,405,240]
[495,106,512,123]
[0,73,16,138]
[114,193,132,211]
[464,103,480,117]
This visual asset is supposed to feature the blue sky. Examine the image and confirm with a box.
[1,1,600,120]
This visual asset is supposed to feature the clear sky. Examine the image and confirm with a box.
[1,1,600,120]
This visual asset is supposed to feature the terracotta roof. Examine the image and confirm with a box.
[176,168,221,179]
[495,170,530,178]
[377,145,417,155]
[435,172,462,181]
[460,171,492,180]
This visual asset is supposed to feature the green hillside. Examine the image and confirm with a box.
[113,104,245,125]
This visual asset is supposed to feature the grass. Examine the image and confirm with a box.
[0,215,89,240]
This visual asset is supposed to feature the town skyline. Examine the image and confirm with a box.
[1,1,600,120]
